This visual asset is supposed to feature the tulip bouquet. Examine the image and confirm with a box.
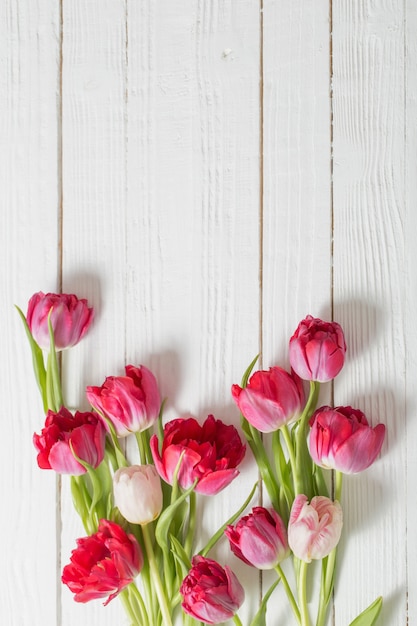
[17,292,386,626]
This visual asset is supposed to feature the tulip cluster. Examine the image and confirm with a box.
[18,294,386,626]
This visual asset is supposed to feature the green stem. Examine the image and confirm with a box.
[233,615,244,626]
[280,425,299,497]
[142,523,173,626]
[119,588,141,626]
[275,564,301,624]
[334,470,343,502]
[315,472,343,626]
[294,381,320,496]
[298,560,311,626]
[128,583,150,626]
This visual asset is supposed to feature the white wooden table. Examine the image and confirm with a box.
[1,1,415,624]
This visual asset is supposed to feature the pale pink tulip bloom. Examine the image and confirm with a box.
[288,495,343,562]
[113,465,163,525]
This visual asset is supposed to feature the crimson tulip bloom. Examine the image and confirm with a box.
[308,405,385,474]
[225,506,290,569]
[33,407,106,475]
[86,364,160,437]
[62,519,143,605]
[150,414,245,495]
[26,291,94,350]
[289,315,346,382]
[231,366,304,432]
[180,555,244,624]
[288,495,343,563]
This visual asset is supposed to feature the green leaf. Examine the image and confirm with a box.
[240,354,259,388]
[155,482,196,552]
[199,481,258,557]
[349,597,383,626]
[169,534,192,576]
[249,579,280,626]
[15,305,47,411]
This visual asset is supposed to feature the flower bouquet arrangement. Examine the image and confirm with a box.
[17,292,386,626]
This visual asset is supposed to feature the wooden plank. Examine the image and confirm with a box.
[405,0,417,622]
[332,2,406,624]
[60,0,128,623]
[262,1,332,621]
[0,1,61,624]
[124,1,261,623]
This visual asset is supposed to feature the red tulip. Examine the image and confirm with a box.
[26,291,93,350]
[180,555,244,624]
[86,365,160,437]
[308,405,385,474]
[33,407,106,475]
[150,415,245,495]
[288,495,343,562]
[231,366,304,432]
[225,506,290,569]
[62,519,143,605]
[289,315,346,382]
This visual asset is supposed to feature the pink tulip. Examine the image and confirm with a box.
[225,506,290,569]
[26,291,94,350]
[113,465,163,525]
[86,365,160,437]
[231,366,304,432]
[62,519,143,605]
[288,495,343,562]
[150,415,245,495]
[308,405,385,474]
[33,407,106,475]
[180,555,244,624]
[289,315,346,382]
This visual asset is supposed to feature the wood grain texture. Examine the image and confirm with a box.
[332,1,406,624]
[60,0,128,624]
[405,2,417,623]
[2,0,416,624]
[0,1,61,624]
[125,0,262,620]
[261,2,332,621]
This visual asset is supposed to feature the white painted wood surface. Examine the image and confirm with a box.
[1,1,415,624]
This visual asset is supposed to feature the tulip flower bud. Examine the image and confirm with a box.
[86,364,160,437]
[150,414,246,495]
[33,407,106,475]
[308,405,385,474]
[113,465,163,525]
[289,315,346,382]
[231,366,304,433]
[225,506,290,569]
[288,495,343,562]
[26,291,94,350]
[180,555,245,624]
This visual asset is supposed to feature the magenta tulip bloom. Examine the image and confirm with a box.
[225,506,290,569]
[289,315,346,382]
[86,364,160,437]
[62,519,143,605]
[150,415,245,495]
[288,495,343,562]
[231,366,304,433]
[27,291,94,350]
[180,556,244,624]
[33,407,106,475]
[308,405,385,474]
